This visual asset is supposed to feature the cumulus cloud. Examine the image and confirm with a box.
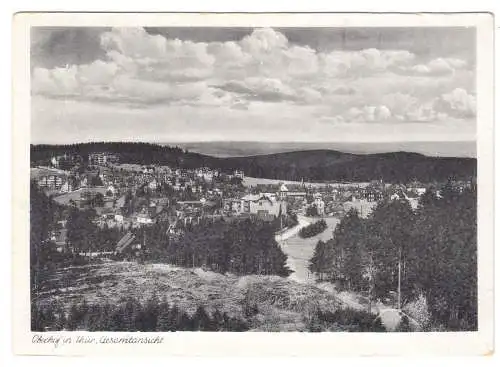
[406,57,468,76]
[321,48,415,77]
[433,88,476,118]
[337,88,476,123]
[345,105,392,122]
[31,26,474,122]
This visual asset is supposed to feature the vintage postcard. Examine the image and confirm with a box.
[12,12,494,356]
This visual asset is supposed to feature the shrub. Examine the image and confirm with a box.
[299,220,327,238]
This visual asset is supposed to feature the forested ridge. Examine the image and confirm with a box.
[309,183,477,330]
[31,142,476,183]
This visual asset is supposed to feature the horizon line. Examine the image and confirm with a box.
[31,139,477,145]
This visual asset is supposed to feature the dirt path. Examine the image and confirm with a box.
[276,216,340,284]
[275,216,408,331]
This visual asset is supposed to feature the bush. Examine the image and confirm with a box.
[311,308,386,332]
[403,293,430,330]
[299,220,327,238]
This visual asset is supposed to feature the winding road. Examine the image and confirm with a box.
[275,215,339,284]
[275,215,413,331]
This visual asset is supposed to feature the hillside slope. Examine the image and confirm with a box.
[35,260,346,331]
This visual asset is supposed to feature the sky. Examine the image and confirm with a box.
[31,26,476,144]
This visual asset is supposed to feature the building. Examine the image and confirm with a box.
[233,170,245,179]
[223,198,242,214]
[60,180,75,193]
[362,188,383,202]
[50,153,81,169]
[148,179,159,191]
[278,183,289,200]
[136,212,154,225]
[313,193,325,215]
[88,152,120,166]
[196,167,215,182]
[37,175,65,190]
[240,193,287,218]
[104,184,117,196]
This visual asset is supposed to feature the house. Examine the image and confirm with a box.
[233,170,245,179]
[240,193,287,218]
[106,184,117,196]
[50,228,67,252]
[286,191,307,199]
[196,167,215,182]
[278,183,289,200]
[136,212,154,225]
[362,188,383,202]
[88,152,120,166]
[60,180,74,193]
[148,179,158,191]
[223,198,242,214]
[313,193,325,215]
[37,175,65,190]
[142,166,155,174]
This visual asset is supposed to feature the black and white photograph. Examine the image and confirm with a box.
[11,12,494,356]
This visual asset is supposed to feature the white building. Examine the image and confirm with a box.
[240,193,287,218]
[233,170,245,179]
[313,193,325,216]
[136,213,153,225]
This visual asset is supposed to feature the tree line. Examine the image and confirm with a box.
[139,218,292,276]
[32,297,249,332]
[309,182,477,330]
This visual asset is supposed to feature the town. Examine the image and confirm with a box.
[31,150,474,256]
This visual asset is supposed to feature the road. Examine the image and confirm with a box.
[275,215,416,331]
[276,215,340,284]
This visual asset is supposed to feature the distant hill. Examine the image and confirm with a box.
[168,140,477,158]
[31,142,476,183]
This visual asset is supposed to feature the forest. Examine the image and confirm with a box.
[32,297,249,332]
[309,182,477,331]
[31,142,476,183]
[132,218,292,276]
[32,294,391,332]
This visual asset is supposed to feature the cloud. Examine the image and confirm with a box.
[320,48,416,77]
[345,105,392,122]
[384,88,476,122]
[215,77,323,104]
[433,88,476,118]
[406,57,468,76]
[31,26,474,122]
[336,88,476,123]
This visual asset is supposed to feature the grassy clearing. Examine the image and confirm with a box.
[34,260,347,331]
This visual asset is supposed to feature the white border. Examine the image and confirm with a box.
[11,12,494,357]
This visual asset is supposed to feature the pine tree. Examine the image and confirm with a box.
[212,309,224,331]
[156,301,171,331]
[192,305,212,331]
[141,296,160,331]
